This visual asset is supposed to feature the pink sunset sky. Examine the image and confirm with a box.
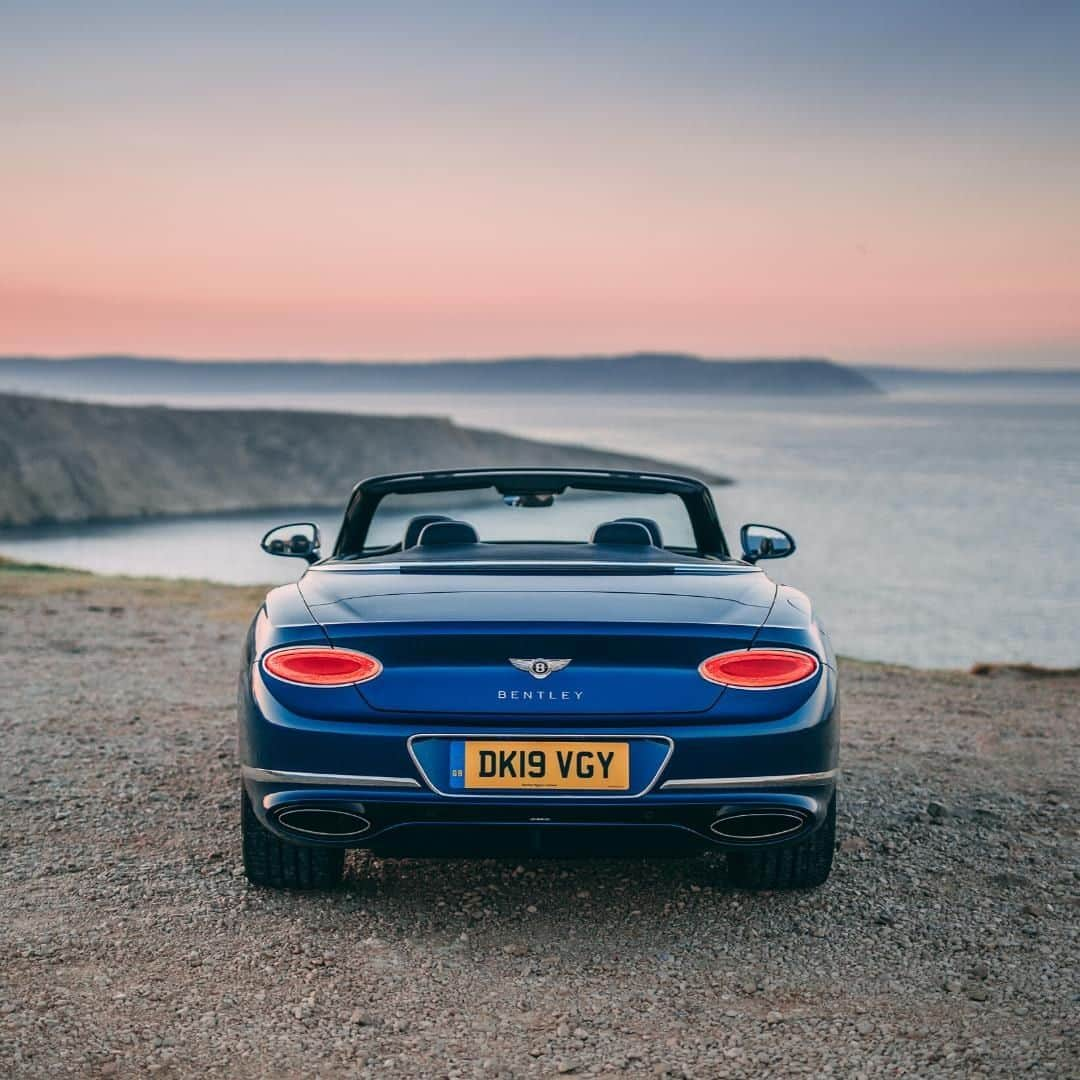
[2,3,1078,368]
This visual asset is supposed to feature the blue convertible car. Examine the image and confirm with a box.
[239,468,838,890]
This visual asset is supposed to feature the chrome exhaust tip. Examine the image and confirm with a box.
[709,810,807,841]
[276,807,372,839]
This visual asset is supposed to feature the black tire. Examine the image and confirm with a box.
[241,788,345,889]
[724,794,836,890]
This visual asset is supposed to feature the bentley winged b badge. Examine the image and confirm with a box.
[509,658,572,680]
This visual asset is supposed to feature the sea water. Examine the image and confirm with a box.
[2,387,1077,669]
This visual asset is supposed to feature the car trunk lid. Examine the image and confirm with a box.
[299,569,775,717]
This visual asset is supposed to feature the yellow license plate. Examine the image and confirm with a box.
[459,740,630,791]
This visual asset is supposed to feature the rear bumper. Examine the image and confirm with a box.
[245,774,836,855]
[239,665,838,853]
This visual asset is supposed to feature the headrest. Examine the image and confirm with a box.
[590,520,654,546]
[418,520,479,547]
[403,514,452,549]
[614,517,663,547]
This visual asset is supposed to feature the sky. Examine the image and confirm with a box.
[2,1,1078,368]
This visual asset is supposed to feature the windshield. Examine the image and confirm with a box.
[364,488,698,550]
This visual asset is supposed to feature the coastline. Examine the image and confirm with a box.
[3,558,1076,679]
[0,504,344,538]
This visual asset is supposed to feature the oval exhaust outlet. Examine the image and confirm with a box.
[276,807,371,839]
[710,810,806,841]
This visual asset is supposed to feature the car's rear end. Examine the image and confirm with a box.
[239,558,838,889]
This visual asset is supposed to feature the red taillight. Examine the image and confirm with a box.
[263,647,382,686]
[698,649,819,689]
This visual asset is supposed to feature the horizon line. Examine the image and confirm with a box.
[2,352,1080,376]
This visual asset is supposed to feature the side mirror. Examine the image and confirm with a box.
[261,522,322,564]
[740,523,795,563]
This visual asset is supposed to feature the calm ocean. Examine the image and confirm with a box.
[2,386,1078,669]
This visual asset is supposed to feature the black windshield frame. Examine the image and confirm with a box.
[332,468,729,558]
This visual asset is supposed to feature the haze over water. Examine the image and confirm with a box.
[3,385,1077,670]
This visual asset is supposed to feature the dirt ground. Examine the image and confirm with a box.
[0,564,1076,1078]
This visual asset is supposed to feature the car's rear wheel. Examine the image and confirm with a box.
[724,794,836,890]
[241,788,345,889]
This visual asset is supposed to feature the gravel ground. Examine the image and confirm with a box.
[1,565,1077,1078]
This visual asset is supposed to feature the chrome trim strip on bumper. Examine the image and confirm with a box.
[241,766,422,789]
[660,769,837,791]
[406,733,675,800]
[317,561,754,573]
[243,765,834,794]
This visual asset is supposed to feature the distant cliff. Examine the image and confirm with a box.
[0,352,881,397]
[0,393,728,528]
